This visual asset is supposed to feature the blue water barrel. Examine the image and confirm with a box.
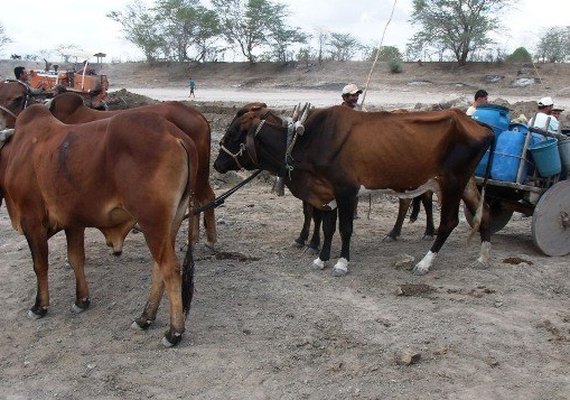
[508,123,529,135]
[471,104,511,135]
[529,138,561,177]
[491,130,528,182]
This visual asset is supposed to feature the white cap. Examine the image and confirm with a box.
[342,83,362,96]
[537,96,554,107]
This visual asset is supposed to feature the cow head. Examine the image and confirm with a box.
[214,110,264,173]
[0,81,31,129]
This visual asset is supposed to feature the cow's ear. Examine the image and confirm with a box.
[251,105,263,111]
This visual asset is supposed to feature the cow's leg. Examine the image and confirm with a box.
[421,192,436,240]
[65,227,91,312]
[201,183,217,247]
[384,198,412,242]
[462,179,492,268]
[24,226,50,319]
[332,196,356,277]
[132,260,164,330]
[294,201,312,248]
[307,208,322,254]
[409,196,422,223]
[312,209,337,270]
[413,190,461,275]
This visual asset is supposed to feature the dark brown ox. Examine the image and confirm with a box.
[214,105,493,276]
[230,103,436,253]
[0,104,198,346]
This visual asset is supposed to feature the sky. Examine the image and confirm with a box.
[1,0,568,63]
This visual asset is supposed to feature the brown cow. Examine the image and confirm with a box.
[0,87,216,247]
[0,80,43,129]
[46,92,216,247]
[0,104,198,346]
[214,105,493,276]
[229,103,437,252]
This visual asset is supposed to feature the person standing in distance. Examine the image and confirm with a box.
[188,77,196,98]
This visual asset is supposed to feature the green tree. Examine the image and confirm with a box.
[0,22,11,52]
[535,26,570,63]
[211,0,297,64]
[152,0,222,62]
[327,32,360,61]
[107,2,165,62]
[506,47,532,63]
[407,0,512,66]
[365,45,402,62]
[267,21,307,62]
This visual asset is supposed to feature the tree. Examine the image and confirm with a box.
[211,0,297,64]
[365,45,402,62]
[107,2,166,62]
[266,21,308,62]
[535,26,570,63]
[506,47,532,63]
[0,22,11,52]
[327,32,360,61]
[407,0,512,66]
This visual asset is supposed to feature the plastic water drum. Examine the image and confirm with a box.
[472,104,511,176]
[491,129,528,182]
[471,104,511,135]
[528,138,562,177]
[558,139,570,179]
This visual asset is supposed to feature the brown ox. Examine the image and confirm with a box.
[46,92,216,247]
[214,105,493,276]
[0,104,198,346]
[0,80,43,129]
[0,88,216,247]
[229,103,437,252]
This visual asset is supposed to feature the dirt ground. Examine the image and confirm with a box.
[1,60,569,399]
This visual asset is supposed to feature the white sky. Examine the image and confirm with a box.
[1,0,568,62]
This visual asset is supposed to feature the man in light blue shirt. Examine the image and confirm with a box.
[530,96,559,133]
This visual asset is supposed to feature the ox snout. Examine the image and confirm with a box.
[213,154,231,174]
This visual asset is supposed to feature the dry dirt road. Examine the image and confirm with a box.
[0,89,569,400]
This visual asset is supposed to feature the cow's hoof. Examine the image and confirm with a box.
[312,258,326,270]
[131,318,153,330]
[292,240,305,249]
[331,267,348,277]
[422,234,434,241]
[27,307,48,320]
[382,235,397,243]
[412,265,429,275]
[304,246,319,255]
[63,259,72,269]
[471,259,489,270]
[162,330,183,347]
[71,298,91,313]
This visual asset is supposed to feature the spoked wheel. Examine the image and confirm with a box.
[531,180,570,256]
[463,201,513,234]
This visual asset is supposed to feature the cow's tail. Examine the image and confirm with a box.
[468,127,496,241]
[180,139,197,317]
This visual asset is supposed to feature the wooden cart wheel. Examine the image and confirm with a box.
[531,180,570,256]
[463,201,513,234]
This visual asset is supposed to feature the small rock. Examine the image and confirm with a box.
[400,350,421,366]
[393,254,415,270]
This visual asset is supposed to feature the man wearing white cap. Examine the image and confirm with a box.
[530,96,559,133]
[341,83,365,111]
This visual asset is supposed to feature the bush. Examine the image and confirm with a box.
[388,59,403,73]
[507,47,533,63]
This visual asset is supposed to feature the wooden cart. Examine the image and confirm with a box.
[465,124,570,257]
